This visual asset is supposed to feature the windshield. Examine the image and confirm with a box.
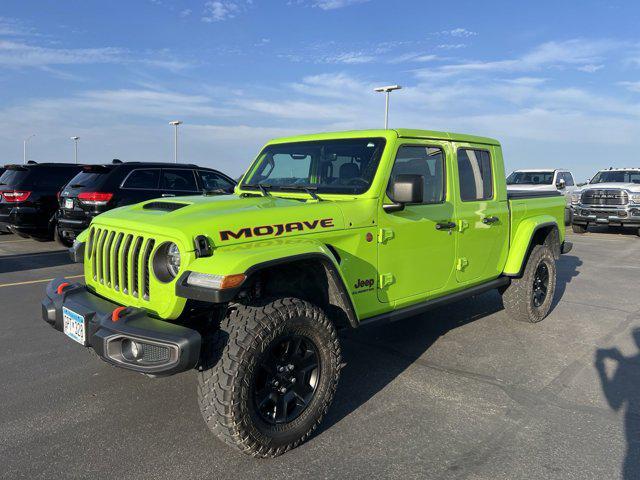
[506,171,554,185]
[590,170,640,184]
[241,138,386,195]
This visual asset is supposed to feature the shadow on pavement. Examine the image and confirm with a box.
[0,250,70,274]
[320,290,504,436]
[552,254,582,310]
[595,328,640,480]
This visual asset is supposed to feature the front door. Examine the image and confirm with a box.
[453,145,509,284]
[377,142,457,303]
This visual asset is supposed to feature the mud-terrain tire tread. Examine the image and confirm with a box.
[502,244,557,323]
[197,297,341,458]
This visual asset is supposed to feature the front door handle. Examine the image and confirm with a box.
[435,221,456,231]
[482,216,499,224]
[161,193,175,197]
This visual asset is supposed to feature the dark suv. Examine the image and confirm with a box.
[0,163,83,240]
[56,161,236,245]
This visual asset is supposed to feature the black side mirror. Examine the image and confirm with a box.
[384,174,424,212]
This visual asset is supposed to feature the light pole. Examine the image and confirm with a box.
[23,134,35,164]
[169,120,182,163]
[70,136,80,164]
[374,85,402,129]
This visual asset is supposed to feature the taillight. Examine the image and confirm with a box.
[2,190,32,202]
[77,192,113,206]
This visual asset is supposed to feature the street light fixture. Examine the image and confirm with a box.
[23,134,36,164]
[373,85,402,129]
[70,136,80,164]
[169,120,183,163]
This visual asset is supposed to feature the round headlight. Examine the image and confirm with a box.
[153,242,181,282]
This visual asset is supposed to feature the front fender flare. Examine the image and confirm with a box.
[179,240,359,327]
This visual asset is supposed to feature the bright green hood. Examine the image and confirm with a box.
[92,194,347,251]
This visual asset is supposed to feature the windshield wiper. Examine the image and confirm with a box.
[277,185,323,201]
[257,184,272,197]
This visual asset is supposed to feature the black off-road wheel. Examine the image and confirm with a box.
[197,297,341,458]
[501,244,557,323]
[572,223,587,234]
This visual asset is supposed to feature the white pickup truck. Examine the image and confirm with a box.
[570,168,640,236]
[506,169,576,224]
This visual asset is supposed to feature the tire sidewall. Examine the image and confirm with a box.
[231,304,339,450]
[524,246,556,322]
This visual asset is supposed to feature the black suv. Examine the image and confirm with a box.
[0,163,83,240]
[56,161,236,245]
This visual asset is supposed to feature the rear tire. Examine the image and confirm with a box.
[501,244,557,323]
[197,297,341,458]
[572,223,587,234]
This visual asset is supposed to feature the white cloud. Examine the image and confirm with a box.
[448,28,477,37]
[201,1,246,22]
[416,39,622,79]
[0,17,33,36]
[436,43,466,50]
[389,53,437,64]
[312,0,370,9]
[618,81,640,93]
[577,63,604,73]
[290,0,370,10]
[179,8,192,17]
[322,51,375,64]
[0,40,190,71]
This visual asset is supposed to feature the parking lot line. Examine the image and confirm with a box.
[0,274,84,289]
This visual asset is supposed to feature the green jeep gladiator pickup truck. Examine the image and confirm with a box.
[42,129,571,457]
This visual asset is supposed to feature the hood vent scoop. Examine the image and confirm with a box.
[143,201,189,212]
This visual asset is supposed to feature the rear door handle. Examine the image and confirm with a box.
[161,193,175,197]
[482,216,499,224]
[435,221,456,230]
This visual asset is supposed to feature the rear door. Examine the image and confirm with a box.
[160,169,200,197]
[119,168,161,204]
[453,145,509,284]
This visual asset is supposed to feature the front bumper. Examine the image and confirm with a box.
[42,277,201,376]
[571,204,640,227]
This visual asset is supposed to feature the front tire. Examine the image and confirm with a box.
[572,223,587,234]
[501,244,557,323]
[198,297,341,458]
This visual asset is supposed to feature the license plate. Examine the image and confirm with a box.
[64,198,74,209]
[63,307,86,345]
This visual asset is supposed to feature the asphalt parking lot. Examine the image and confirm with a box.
[0,229,639,480]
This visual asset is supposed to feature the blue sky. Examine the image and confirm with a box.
[1,0,640,180]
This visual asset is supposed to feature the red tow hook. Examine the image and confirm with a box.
[111,306,128,323]
[57,282,71,295]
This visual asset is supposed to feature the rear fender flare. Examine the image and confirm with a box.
[503,216,559,276]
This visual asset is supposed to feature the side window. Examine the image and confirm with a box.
[388,145,445,204]
[199,171,234,191]
[161,169,198,191]
[122,169,160,189]
[457,149,493,201]
[564,172,575,186]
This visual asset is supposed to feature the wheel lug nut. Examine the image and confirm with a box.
[274,381,279,387]
[278,366,284,372]
[279,387,287,394]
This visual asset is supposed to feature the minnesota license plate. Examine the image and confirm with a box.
[63,307,86,345]
[64,198,74,209]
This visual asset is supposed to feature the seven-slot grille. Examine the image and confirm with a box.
[86,227,155,301]
[581,189,628,206]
